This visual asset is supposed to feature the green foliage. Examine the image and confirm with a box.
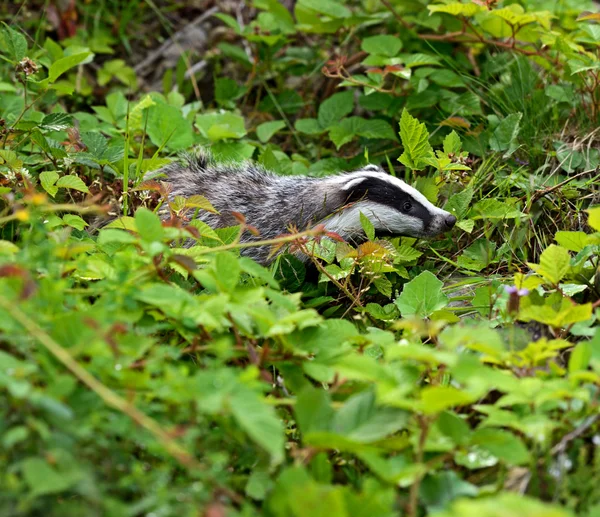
[1,1,600,516]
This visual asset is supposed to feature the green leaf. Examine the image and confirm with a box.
[39,113,73,132]
[317,91,354,129]
[569,341,591,373]
[443,130,462,155]
[134,207,164,242]
[361,35,402,57]
[444,188,473,220]
[39,170,59,197]
[21,457,79,498]
[148,103,194,150]
[0,24,27,62]
[587,206,600,231]
[48,52,92,83]
[62,214,87,230]
[555,231,588,252]
[295,387,334,434]
[468,199,523,220]
[230,388,285,465]
[398,109,433,170]
[298,0,351,18]
[395,271,449,318]
[437,411,471,445]
[256,120,286,143]
[359,212,375,241]
[420,386,475,414]
[471,428,531,466]
[295,118,324,135]
[56,175,90,193]
[195,112,247,142]
[529,245,571,285]
[214,252,241,292]
[489,112,522,156]
[437,493,574,517]
[428,2,484,16]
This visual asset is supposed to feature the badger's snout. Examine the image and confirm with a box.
[445,214,457,229]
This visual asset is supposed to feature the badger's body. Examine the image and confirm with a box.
[154,152,456,264]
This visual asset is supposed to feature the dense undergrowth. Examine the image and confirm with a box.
[1,0,600,515]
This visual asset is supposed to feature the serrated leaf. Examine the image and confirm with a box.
[529,245,571,285]
[456,219,475,233]
[295,118,324,135]
[0,24,27,62]
[104,216,137,231]
[468,199,523,220]
[443,130,462,155]
[420,386,475,414]
[398,109,432,170]
[317,91,354,129]
[56,175,90,193]
[48,52,92,83]
[395,271,448,318]
[444,188,473,220]
[489,112,522,156]
[471,428,530,466]
[39,170,59,197]
[298,0,351,18]
[39,113,73,132]
[555,231,588,252]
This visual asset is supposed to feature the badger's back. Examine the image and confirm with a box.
[153,151,456,264]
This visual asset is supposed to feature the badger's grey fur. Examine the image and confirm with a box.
[154,151,457,264]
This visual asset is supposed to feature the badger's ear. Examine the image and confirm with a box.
[341,176,369,191]
[361,164,385,173]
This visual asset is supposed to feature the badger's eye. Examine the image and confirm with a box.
[402,201,412,212]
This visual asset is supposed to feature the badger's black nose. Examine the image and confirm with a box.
[445,215,457,228]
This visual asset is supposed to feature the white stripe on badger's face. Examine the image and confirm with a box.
[322,201,424,238]
[325,169,454,239]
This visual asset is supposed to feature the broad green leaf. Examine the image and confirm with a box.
[214,252,241,292]
[317,91,354,129]
[56,175,90,193]
[48,52,92,83]
[0,24,27,62]
[420,386,475,414]
[437,411,471,445]
[39,113,73,132]
[256,120,286,143]
[529,245,571,285]
[104,216,137,231]
[470,428,530,466]
[434,493,573,517]
[62,214,87,230]
[148,103,194,150]
[444,188,473,220]
[398,109,433,170]
[298,0,351,18]
[468,199,523,220]
[588,206,600,231]
[230,388,285,465]
[195,111,246,142]
[569,342,591,373]
[361,35,402,57]
[489,113,522,156]
[443,130,462,155]
[39,170,59,197]
[134,207,164,242]
[395,271,448,318]
[21,457,80,497]
[555,231,588,252]
[295,387,334,434]
[428,2,484,17]
[295,118,324,135]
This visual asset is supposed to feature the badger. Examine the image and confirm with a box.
[153,151,457,264]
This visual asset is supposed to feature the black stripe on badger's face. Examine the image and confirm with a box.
[344,176,434,229]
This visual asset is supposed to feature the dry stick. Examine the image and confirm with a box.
[0,298,202,471]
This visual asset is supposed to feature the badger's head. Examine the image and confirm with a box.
[322,165,456,240]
